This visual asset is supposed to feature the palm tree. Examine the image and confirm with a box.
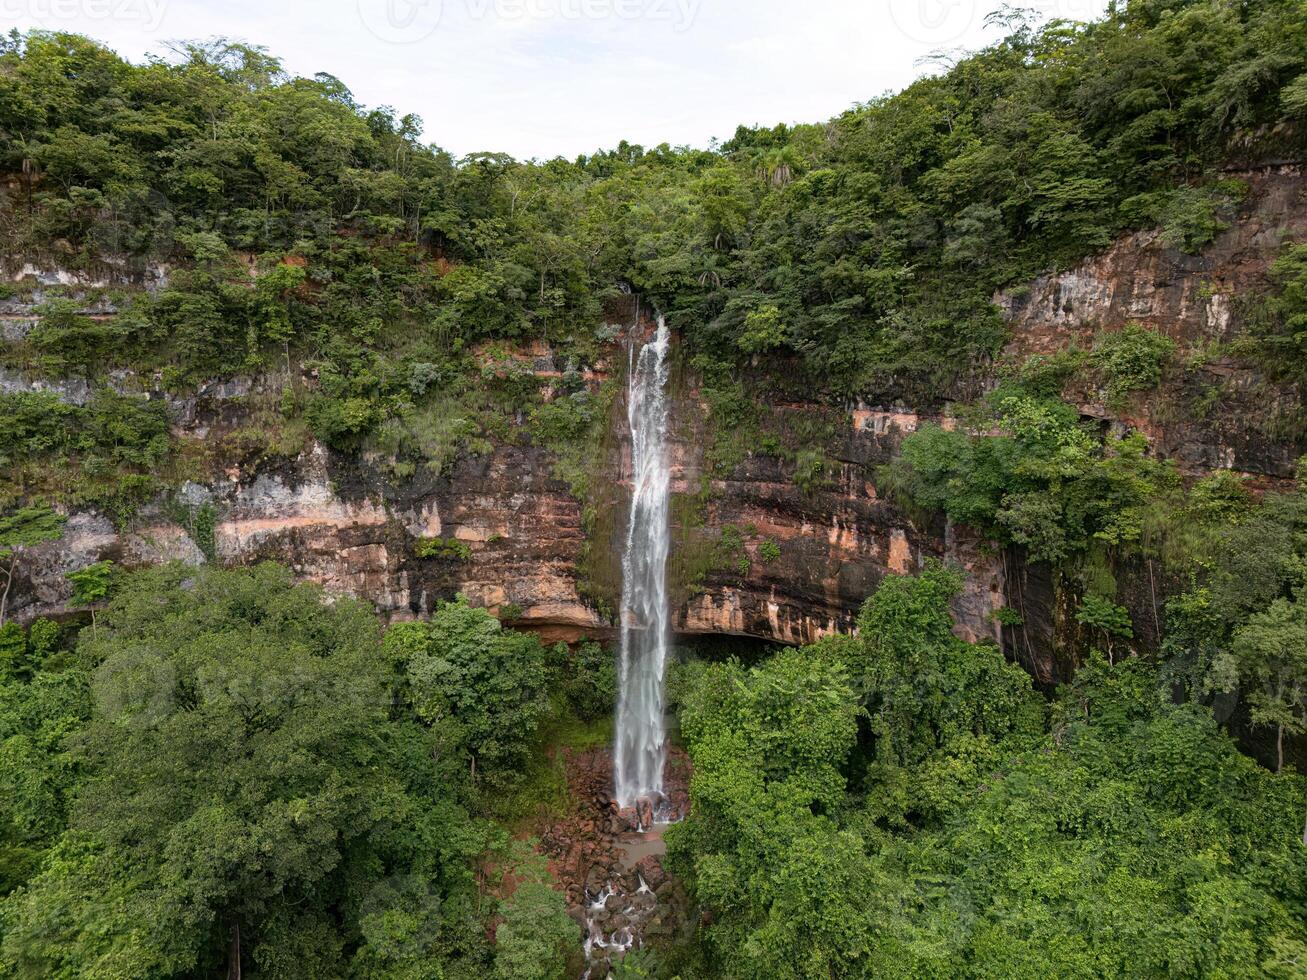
[752,146,801,189]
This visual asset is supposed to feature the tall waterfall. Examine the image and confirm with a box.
[614,316,672,810]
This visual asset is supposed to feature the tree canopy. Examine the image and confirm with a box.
[666,567,1307,979]
[0,565,576,979]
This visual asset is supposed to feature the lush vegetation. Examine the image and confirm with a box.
[665,565,1307,978]
[2,0,1307,976]
[0,565,595,978]
[0,390,174,518]
[10,559,1307,977]
[0,0,1303,463]
[882,389,1179,566]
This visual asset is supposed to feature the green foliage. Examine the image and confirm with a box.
[692,355,840,482]
[992,606,1025,627]
[853,563,1045,776]
[1090,323,1177,402]
[557,640,616,723]
[1077,593,1135,637]
[1120,179,1247,252]
[1220,590,1307,772]
[1165,482,1307,759]
[5,0,1300,401]
[883,394,1178,564]
[64,560,113,608]
[485,709,612,829]
[413,536,472,561]
[0,564,501,978]
[736,305,787,355]
[1234,242,1307,382]
[1011,347,1090,398]
[24,297,125,374]
[0,390,173,518]
[669,648,863,960]
[0,504,64,554]
[1,10,1306,974]
[1076,592,1136,663]
[0,619,89,897]
[384,596,551,790]
[191,504,216,561]
[670,570,1307,979]
[491,844,577,980]
[528,378,617,500]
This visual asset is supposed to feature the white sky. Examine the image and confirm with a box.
[4,0,1108,159]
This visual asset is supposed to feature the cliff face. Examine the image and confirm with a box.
[6,318,1004,650]
[7,165,1306,672]
[660,397,1003,648]
[10,383,606,642]
[998,164,1307,480]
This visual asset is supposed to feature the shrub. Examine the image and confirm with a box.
[1120,180,1247,253]
[413,536,471,560]
[737,305,787,354]
[304,395,381,449]
[561,641,616,722]
[1091,324,1176,400]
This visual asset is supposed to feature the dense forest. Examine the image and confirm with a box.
[4,0,1307,976]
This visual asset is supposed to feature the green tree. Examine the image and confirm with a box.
[0,619,89,897]
[65,559,113,633]
[862,566,1041,734]
[1222,593,1307,776]
[0,564,491,979]
[1076,593,1135,663]
[384,595,551,789]
[491,845,577,980]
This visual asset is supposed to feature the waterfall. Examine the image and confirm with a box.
[614,316,671,811]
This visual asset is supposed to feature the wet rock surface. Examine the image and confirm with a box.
[536,746,691,979]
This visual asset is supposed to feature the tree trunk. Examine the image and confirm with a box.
[227,922,241,980]
[1301,805,1306,847]
[0,552,17,628]
[1278,723,1285,773]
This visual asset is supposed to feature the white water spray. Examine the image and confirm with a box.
[614,316,671,810]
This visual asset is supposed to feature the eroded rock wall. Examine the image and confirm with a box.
[7,165,1306,665]
[999,164,1307,480]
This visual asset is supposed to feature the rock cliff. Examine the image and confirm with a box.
[6,165,1305,678]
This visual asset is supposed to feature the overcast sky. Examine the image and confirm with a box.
[6,0,1108,159]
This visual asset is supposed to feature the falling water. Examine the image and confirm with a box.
[614,316,671,811]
